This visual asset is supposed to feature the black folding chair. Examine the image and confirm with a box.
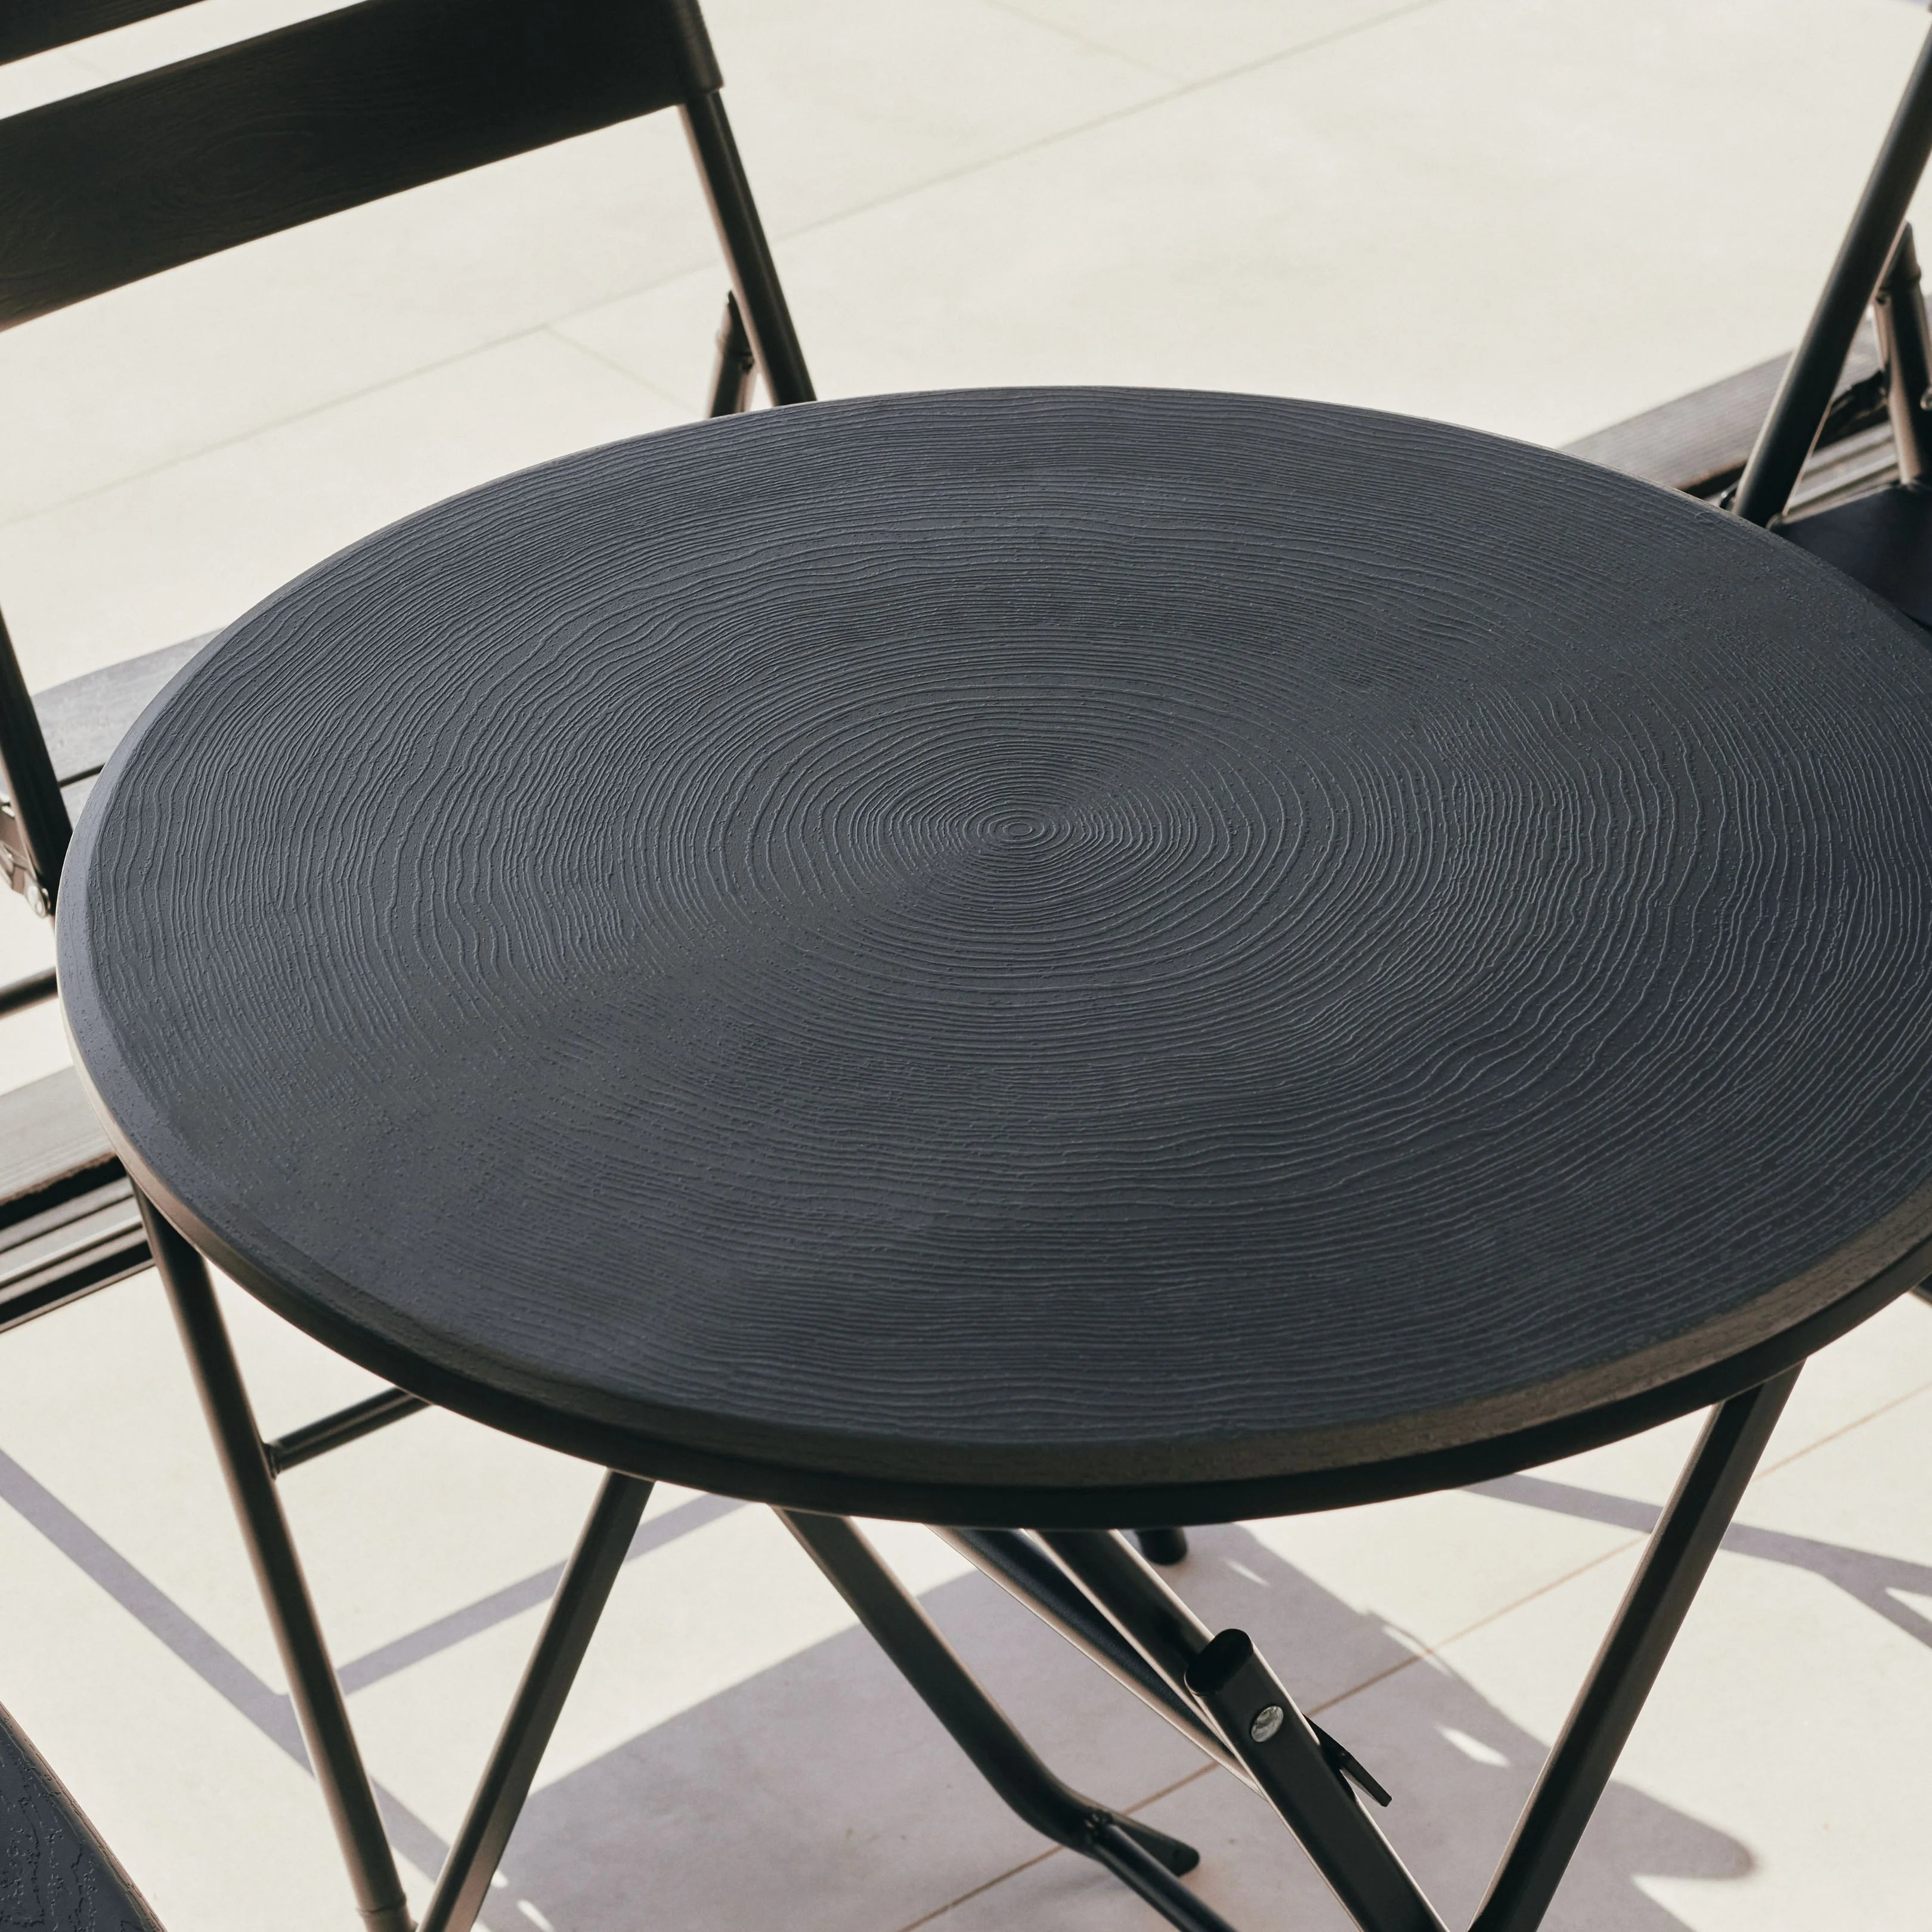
[1,1693,166,1931]
[0,9,1208,1928]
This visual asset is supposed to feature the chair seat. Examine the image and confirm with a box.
[0,1698,165,1931]
[26,635,212,821]
[1778,482,1932,626]
[0,1069,144,1333]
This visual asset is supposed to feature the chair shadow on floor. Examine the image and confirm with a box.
[500,1517,1750,1932]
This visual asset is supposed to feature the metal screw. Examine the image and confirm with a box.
[1249,1704,1285,1743]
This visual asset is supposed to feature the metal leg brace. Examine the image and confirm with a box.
[778,1510,1238,1932]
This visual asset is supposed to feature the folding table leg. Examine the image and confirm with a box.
[416,1472,654,1932]
[778,1510,1239,1932]
[1034,1367,1802,1932]
[1467,1367,1798,1932]
[143,1200,413,1932]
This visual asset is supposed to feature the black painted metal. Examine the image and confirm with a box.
[1085,1822,1244,1932]
[0,609,71,912]
[682,92,813,405]
[1734,21,1932,524]
[937,1527,1236,1771]
[417,1472,654,1932]
[707,291,757,417]
[778,1511,1228,1932]
[265,1386,431,1475]
[142,1199,411,1932]
[1133,1528,1190,1566]
[0,966,56,1017]
[1184,1630,1441,1932]
[1874,225,1932,485]
[0,0,723,331]
[1470,1368,1800,1932]
[1039,1529,1430,1931]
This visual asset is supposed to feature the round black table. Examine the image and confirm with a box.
[58,387,1932,1527]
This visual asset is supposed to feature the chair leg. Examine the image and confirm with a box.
[680,91,814,407]
[1734,18,1932,524]
[142,1199,411,1932]
[778,1510,1239,1932]
[707,292,756,418]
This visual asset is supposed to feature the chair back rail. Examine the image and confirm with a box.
[0,0,722,330]
[1,0,199,66]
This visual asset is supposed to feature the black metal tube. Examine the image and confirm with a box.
[936,1527,1240,1775]
[417,1470,653,1932]
[0,965,57,1017]
[1038,1530,1216,1700]
[265,1387,431,1475]
[706,290,757,418]
[680,92,813,406]
[1183,1630,1443,1932]
[1874,224,1932,485]
[1044,1532,1441,1932]
[781,1512,1117,1850]
[1470,1368,1800,1932]
[1733,23,1932,524]
[143,1200,411,1932]
[0,607,71,913]
[1134,1528,1190,1566]
[779,1512,1226,1931]
[1086,1822,1244,1932]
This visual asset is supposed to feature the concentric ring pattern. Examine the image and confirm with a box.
[58,388,1932,1516]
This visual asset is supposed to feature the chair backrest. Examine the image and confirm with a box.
[0,0,719,329]
[0,0,810,918]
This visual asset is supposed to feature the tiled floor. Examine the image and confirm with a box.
[4,2,1932,1927]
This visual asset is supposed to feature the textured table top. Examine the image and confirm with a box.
[58,388,1932,1524]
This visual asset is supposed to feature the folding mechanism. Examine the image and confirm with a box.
[937,1369,1800,1932]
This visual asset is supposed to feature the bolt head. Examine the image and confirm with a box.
[1249,1704,1285,1744]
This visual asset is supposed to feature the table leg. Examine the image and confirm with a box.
[1468,1367,1800,1932]
[416,1472,654,1932]
[1026,1367,1801,1932]
[778,1510,1239,1932]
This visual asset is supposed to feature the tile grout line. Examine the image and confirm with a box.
[1,0,1456,541]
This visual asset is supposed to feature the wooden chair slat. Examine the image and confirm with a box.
[0,0,720,329]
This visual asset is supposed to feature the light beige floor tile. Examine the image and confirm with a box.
[0,1494,351,1932]
[565,0,1932,451]
[995,0,1448,82]
[0,330,686,689]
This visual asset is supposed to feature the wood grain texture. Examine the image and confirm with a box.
[0,1701,163,1931]
[0,0,718,330]
[58,389,1932,1523]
